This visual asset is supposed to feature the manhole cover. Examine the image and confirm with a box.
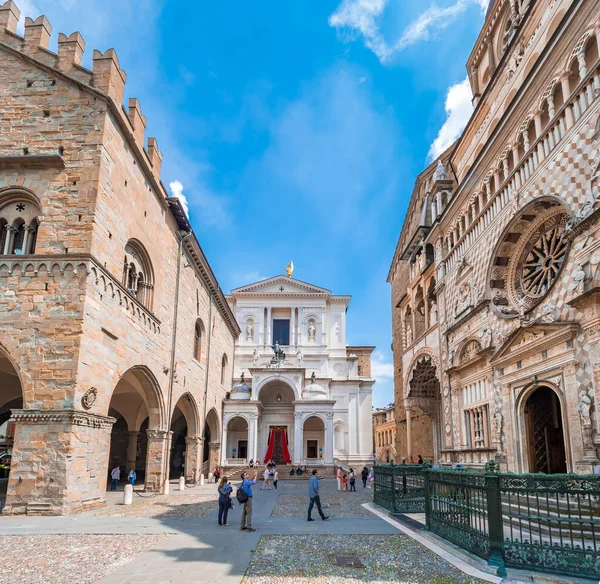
[335,555,364,568]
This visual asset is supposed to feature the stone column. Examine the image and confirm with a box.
[325,412,334,464]
[2,225,14,254]
[221,424,229,464]
[145,429,172,492]
[405,408,413,462]
[290,306,296,346]
[249,413,258,463]
[126,431,139,472]
[208,441,221,473]
[266,307,272,345]
[184,435,202,483]
[293,412,303,464]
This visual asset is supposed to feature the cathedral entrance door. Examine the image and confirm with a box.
[525,386,567,474]
[268,426,289,465]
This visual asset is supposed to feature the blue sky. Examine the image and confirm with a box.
[24,0,488,407]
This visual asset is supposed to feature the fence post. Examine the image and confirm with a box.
[424,468,431,529]
[485,461,507,578]
[390,461,396,513]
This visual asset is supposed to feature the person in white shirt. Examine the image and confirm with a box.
[273,469,279,491]
[261,466,271,490]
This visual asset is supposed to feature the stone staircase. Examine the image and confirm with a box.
[221,464,335,480]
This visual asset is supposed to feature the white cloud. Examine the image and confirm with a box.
[427,76,473,161]
[371,350,394,382]
[329,0,485,63]
[15,0,39,34]
[169,180,189,216]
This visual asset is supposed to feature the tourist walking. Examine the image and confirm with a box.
[361,467,369,488]
[261,466,272,490]
[238,470,258,532]
[127,468,136,486]
[218,476,233,526]
[273,469,279,491]
[110,466,120,491]
[336,466,342,491]
[307,469,329,522]
[349,468,356,492]
[214,466,221,483]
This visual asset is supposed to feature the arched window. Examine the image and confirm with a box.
[194,319,205,361]
[122,239,154,309]
[220,354,228,386]
[0,194,41,255]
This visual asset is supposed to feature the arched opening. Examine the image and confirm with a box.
[193,319,205,362]
[303,416,325,462]
[0,193,40,255]
[0,347,23,509]
[258,380,295,464]
[524,386,567,474]
[226,416,248,462]
[106,367,164,491]
[334,421,346,455]
[122,239,154,309]
[406,355,441,462]
[203,407,220,474]
[220,354,228,386]
[414,286,426,339]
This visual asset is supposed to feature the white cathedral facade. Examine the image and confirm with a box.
[221,275,375,469]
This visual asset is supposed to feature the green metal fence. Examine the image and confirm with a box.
[374,463,600,579]
[373,463,425,513]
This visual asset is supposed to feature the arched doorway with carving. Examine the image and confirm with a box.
[0,345,23,511]
[257,380,295,464]
[522,386,567,474]
[404,352,441,463]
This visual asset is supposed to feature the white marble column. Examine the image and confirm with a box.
[249,414,258,463]
[221,424,229,464]
[266,307,272,346]
[298,307,304,345]
[293,412,303,464]
[325,412,334,464]
[290,306,296,346]
[348,391,358,455]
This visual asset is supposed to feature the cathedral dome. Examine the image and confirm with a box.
[230,373,251,401]
[302,373,327,400]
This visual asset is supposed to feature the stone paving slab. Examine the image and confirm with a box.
[271,491,374,517]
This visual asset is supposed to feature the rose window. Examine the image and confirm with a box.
[488,202,570,318]
[520,224,568,298]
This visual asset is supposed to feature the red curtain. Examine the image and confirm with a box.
[263,428,276,463]
[280,429,292,464]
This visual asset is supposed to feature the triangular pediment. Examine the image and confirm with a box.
[490,322,578,366]
[230,275,331,296]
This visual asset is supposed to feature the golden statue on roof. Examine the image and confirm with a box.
[285,261,294,277]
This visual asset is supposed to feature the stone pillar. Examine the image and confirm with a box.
[184,435,202,483]
[266,307,272,345]
[3,410,115,516]
[325,412,334,464]
[293,412,303,464]
[126,431,139,472]
[290,306,296,346]
[405,407,413,462]
[249,413,258,463]
[221,424,228,464]
[208,441,221,473]
[145,429,172,492]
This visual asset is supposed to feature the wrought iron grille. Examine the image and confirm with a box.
[425,469,491,559]
[373,465,600,579]
[500,473,600,578]
[373,463,425,513]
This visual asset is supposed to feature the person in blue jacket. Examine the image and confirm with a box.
[218,476,233,526]
[307,469,329,522]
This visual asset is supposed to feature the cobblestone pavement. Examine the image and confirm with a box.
[0,534,168,584]
[241,534,485,583]
[271,490,375,518]
[95,492,218,518]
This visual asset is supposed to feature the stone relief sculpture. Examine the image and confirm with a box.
[578,389,592,427]
[246,320,254,341]
[405,322,413,346]
[570,264,586,294]
[334,322,341,343]
[253,348,259,364]
[493,410,503,446]
[434,160,448,181]
[430,301,438,324]
[308,321,316,341]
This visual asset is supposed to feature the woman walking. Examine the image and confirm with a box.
[218,476,233,526]
[361,466,369,488]
[273,468,279,492]
[261,466,271,490]
[349,468,356,492]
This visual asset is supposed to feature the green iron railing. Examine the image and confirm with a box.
[373,463,425,513]
[374,462,600,579]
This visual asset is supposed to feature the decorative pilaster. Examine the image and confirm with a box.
[325,411,334,464]
[293,411,303,464]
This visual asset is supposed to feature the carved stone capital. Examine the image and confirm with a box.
[146,429,173,441]
[185,436,203,445]
[9,409,116,430]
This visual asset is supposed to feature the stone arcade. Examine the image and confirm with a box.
[389,0,600,474]
[0,2,239,515]
[222,275,375,470]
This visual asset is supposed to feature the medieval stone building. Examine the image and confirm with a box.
[0,1,240,514]
[389,0,600,474]
[373,403,397,463]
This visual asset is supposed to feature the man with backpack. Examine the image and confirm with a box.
[237,469,258,532]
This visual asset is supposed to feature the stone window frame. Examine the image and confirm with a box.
[122,239,154,310]
[0,192,40,256]
[220,353,228,386]
[463,403,490,449]
[193,318,206,362]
